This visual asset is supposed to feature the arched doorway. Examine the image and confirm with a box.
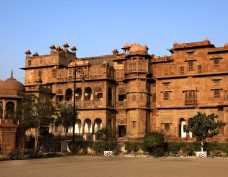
[94,118,102,133]
[65,89,72,101]
[179,118,186,138]
[6,102,15,118]
[84,119,92,133]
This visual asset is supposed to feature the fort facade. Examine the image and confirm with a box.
[21,39,228,141]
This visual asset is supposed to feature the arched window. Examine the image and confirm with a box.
[75,88,82,101]
[75,119,82,134]
[179,118,186,138]
[6,102,15,118]
[84,87,92,101]
[94,118,102,133]
[65,89,72,101]
[84,119,92,133]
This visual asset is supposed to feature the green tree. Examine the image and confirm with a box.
[55,103,78,134]
[17,89,56,152]
[16,94,38,130]
[186,112,226,152]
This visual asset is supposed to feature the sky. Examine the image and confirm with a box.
[0,0,227,82]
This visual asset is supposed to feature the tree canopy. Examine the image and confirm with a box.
[17,92,56,131]
[55,103,78,133]
[186,112,226,142]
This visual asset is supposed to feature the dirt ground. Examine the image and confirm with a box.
[0,156,228,177]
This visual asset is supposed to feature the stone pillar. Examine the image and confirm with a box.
[0,119,17,156]
[81,85,85,104]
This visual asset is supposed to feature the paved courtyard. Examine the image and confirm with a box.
[0,156,228,177]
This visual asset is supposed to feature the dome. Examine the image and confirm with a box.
[0,72,25,98]
[128,44,148,55]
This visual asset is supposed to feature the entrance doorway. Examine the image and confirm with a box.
[118,125,126,137]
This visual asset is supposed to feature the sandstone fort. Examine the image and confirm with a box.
[0,39,228,154]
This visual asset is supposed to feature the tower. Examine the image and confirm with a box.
[123,44,152,139]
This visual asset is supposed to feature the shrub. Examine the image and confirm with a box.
[8,149,24,160]
[93,140,118,154]
[204,142,228,157]
[144,132,164,148]
[165,142,201,156]
[164,142,185,154]
[180,143,195,156]
[164,142,228,157]
[144,132,165,157]
[93,141,106,154]
[125,142,144,153]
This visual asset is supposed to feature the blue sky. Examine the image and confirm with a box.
[0,0,227,82]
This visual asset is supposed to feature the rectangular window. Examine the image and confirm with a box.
[198,65,202,73]
[213,59,220,68]
[185,90,197,106]
[213,79,221,84]
[28,60,31,66]
[118,94,126,101]
[56,95,63,102]
[164,123,171,131]
[188,61,194,71]
[68,68,73,76]
[163,91,169,100]
[214,89,221,98]
[132,121,136,129]
[186,51,194,55]
[95,92,103,100]
[162,82,170,87]
[179,66,184,74]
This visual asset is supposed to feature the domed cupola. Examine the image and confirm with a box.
[0,71,25,98]
[128,44,149,56]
